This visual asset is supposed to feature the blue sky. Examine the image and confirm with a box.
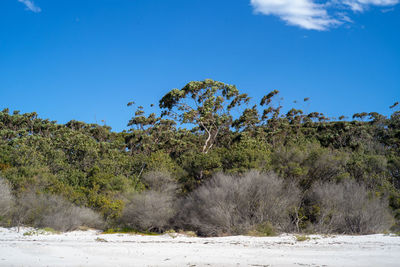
[0,0,399,131]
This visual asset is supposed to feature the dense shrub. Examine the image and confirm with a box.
[13,191,104,231]
[142,171,178,194]
[176,171,301,236]
[271,144,348,189]
[119,171,177,232]
[309,180,393,234]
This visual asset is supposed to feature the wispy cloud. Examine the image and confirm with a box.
[250,0,399,30]
[18,0,41,13]
[342,0,399,11]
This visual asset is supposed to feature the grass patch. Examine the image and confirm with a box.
[42,227,59,234]
[95,237,108,242]
[23,227,60,236]
[295,235,310,242]
[247,222,277,237]
[23,230,36,236]
[103,227,160,236]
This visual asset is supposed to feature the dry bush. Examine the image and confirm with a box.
[119,171,178,232]
[39,195,104,231]
[13,192,104,231]
[119,190,175,232]
[0,178,14,222]
[176,171,301,236]
[310,180,393,234]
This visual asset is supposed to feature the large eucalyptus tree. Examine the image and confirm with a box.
[159,79,250,154]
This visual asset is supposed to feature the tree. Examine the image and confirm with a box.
[126,102,176,155]
[232,105,260,133]
[159,79,250,154]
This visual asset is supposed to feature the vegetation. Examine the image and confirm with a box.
[0,179,13,224]
[0,79,399,235]
[308,180,393,234]
[23,227,59,236]
[247,222,277,237]
[119,171,177,232]
[175,171,300,236]
[295,235,310,242]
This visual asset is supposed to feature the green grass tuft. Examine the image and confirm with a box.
[247,222,277,237]
[295,235,310,242]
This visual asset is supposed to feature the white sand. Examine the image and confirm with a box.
[0,227,399,266]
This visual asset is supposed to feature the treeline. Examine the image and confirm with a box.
[0,79,399,235]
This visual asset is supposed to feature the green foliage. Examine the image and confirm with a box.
[222,135,271,174]
[271,143,349,189]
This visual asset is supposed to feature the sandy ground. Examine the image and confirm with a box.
[0,227,399,267]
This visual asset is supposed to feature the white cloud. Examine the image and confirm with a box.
[250,0,399,30]
[251,0,340,30]
[18,0,41,13]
